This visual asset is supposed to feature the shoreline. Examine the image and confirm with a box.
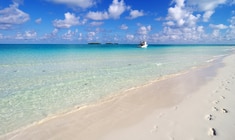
[102,53,235,140]
[1,53,235,140]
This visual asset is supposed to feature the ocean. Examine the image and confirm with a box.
[0,44,234,135]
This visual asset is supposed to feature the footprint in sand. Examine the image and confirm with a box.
[221,108,228,113]
[224,87,230,91]
[212,106,219,112]
[208,128,216,137]
[205,114,214,120]
[150,125,158,133]
[220,96,225,99]
[212,100,219,104]
[173,106,178,110]
[213,89,219,93]
[169,136,175,140]
[158,112,165,118]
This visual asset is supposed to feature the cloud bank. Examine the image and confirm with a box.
[0,2,29,29]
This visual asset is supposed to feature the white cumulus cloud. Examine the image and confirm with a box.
[87,31,97,41]
[137,25,152,35]
[108,0,127,19]
[0,2,29,29]
[203,11,214,22]
[53,12,85,28]
[188,0,227,22]
[86,0,128,20]
[126,34,134,40]
[120,24,128,30]
[128,10,144,19]
[15,30,37,40]
[62,30,76,40]
[209,24,228,29]
[48,0,95,9]
[225,16,235,41]
[90,21,104,26]
[86,11,109,20]
[167,0,200,27]
[52,28,58,35]
[35,18,42,24]
[160,0,207,43]
[41,28,58,40]
[78,33,83,40]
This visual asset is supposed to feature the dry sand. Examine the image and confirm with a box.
[1,54,235,140]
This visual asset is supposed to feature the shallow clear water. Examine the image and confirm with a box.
[0,44,233,135]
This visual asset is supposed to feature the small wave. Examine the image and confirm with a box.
[206,59,215,63]
[206,54,228,63]
[155,63,163,66]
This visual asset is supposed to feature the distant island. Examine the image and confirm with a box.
[88,43,119,45]
[105,43,119,45]
[88,43,101,45]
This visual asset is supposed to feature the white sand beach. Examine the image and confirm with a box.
[1,53,235,140]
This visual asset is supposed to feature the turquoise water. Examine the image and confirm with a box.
[0,44,234,135]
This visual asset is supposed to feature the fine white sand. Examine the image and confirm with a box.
[1,54,235,140]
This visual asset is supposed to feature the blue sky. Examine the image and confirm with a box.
[0,0,235,44]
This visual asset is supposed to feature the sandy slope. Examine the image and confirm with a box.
[103,54,235,140]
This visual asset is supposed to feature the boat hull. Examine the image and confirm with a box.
[139,44,148,48]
